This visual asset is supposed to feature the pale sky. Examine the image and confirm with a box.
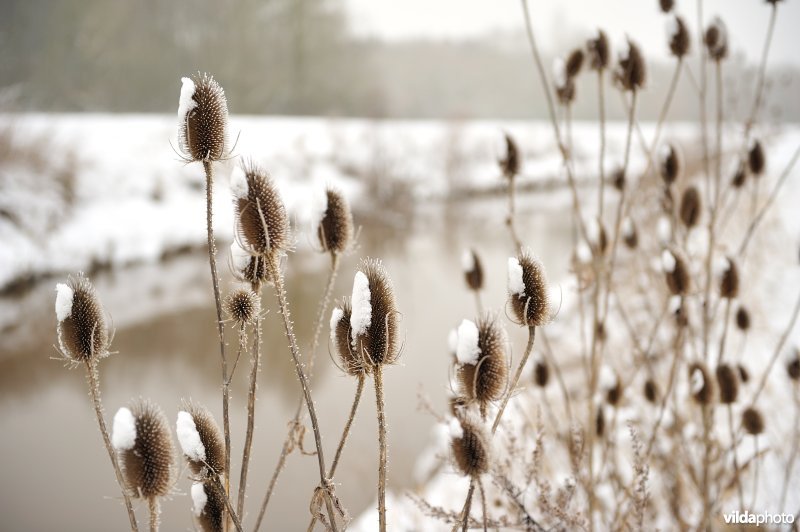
[344,0,800,66]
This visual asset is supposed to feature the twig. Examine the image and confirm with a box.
[375,364,389,532]
[237,311,262,518]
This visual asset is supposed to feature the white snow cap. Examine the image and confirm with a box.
[191,482,208,517]
[662,250,677,273]
[461,249,475,273]
[599,365,617,391]
[350,271,372,345]
[507,257,525,296]
[448,417,464,439]
[309,187,329,232]
[657,216,672,245]
[176,411,206,462]
[230,241,250,274]
[666,17,679,39]
[55,283,74,322]
[586,217,601,246]
[622,217,635,238]
[230,166,249,200]
[111,407,137,451]
[552,57,567,87]
[456,319,481,366]
[576,242,593,264]
[330,307,344,344]
[447,328,459,356]
[690,367,705,395]
[178,77,197,123]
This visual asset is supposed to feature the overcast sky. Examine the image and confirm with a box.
[345,0,800,66]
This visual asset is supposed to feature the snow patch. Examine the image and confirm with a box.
[111,407,137,451]
[230,166,249,200]
[55,283,74,322]
[690,367,705,395]
[350,271,372,345]
[448,417,464,440]
[552,57,567,87]
[657,216,672,244]
[330,307,344,344]
[461,249,475,273]
[586,218,601,246]
[599,365,617,391]
[230,241,250,274]
[576,242,593,264]
[622,217,635,238]
[508,257,525,296]
[662,250,677,273]
[176,411,206,462]
[309,187,329,232]
[191,482,208,517]
[177,77,197,125]
[456,319,481,366]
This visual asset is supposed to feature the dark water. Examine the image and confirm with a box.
[0,194,573,531]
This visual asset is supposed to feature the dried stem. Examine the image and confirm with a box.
[780,386,800,512]
[478,478,488,532]
[727,405,745,512]
[492,326,536,434]
[744,2,778,136]
[597,69,606,219]
[212,473,245,532]
[148,498,159,532]
[374,364,388,532]
[506,176,523,253]
[237,312,262,518]
[456,479,476,532]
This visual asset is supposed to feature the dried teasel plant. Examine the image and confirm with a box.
[230,241,269,292]
[615,39,647,92]
[667,15,691,58]
[663,249,690,296]
[176,401,226,479]
[449,412,493,531]
[659,143,682,186]
[462,248,485,313]
[679,185,702,229]
[313,185,354,255]
[704,17,729,62]
[689,362,714,404]
[748,139,766,176]
[192,480,226,532]
[223,287,261,326]
[587,29,610,71]
[499,132,523,251]
[715,364,739,404]
[231,162,290,260]
[454,316,510,419]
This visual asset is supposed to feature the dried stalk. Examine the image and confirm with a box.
[237,312,261,518]
[375,364,388,532]
[148,498,159,532]
[492,326,536,434]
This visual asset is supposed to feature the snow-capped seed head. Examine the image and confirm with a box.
[657,216,673,245]
[463,249,484,291]
[748,139,766,176]
[508,252,550,327]
[615,39,646,91]
[192,480,225,532]
[565,48,585,78]
[735,306,751,331]
[233,161,290,259]
[177,401,224,477]
[556,78,577,106]
[719,257,739,299]
[451,412,491,478]
[660,143,682,185]
[448,417,464,439]
[741,407,764,435]
[662,250,677,273]
[458,316,509,415]
[533,358,550,388]
[55,273,109,362]
[117,400,175,499]
[317,187,354,254]
[350,259,400,367]
[659,0,674,13]
[664,251,690,296]
[679,186,702,229]
[456,319,481,366]
[177,73,228,162]
[191,482,208,517]
[332,299,366,376]
[499,132,520,180]
[599,365,622,405]
[716,364,739,404]
[668,15,691,58]
[622,217,638,249]
[587,29,610,70]
[223,288,260,325]
[587,217,608,256]
[689,363,713,404]
[230,242,269,290]
[705,17,728,61]
[732,162,748,188]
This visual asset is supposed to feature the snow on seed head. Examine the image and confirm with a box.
[456,320,481,366]
[55,273,110,362]
[177,73,228,162]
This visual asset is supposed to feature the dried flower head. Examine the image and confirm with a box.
[659,0,674,13]
[644,379,658,403]
[679,186,702,229]
[604,373,623,406]
[507,251,551,327]
[55,274,109,362]
[450,414,491,478]
[231,162,290,259]
[616,40,647,91]
[224,288,260,325]
[736,306,751,331]
[622,217,638,249]
[177,73,228,162]
[715,364,739,404]
[315,186,354,254]
[732,162,748,188]
[689,362,714,404]
[533,358,550,387]
[738,364,750,383]
[595,406,605,436]
[741,407,764,435]
[660,144,682,185]
[663,250,690,296]
[192,480,225,532]
[719,258,739,299]
[331,299,367,376]
[456,316,509,415]
[230,242,269,290]
[705,17,728,61]
[350,259,400,367]
[176,401,225,478]
[748,140,766,176]
[556,78,577,106]
[612,167,626,191]
[112,400,175,499]
[587,30,610,70]
[462,249,484,292]
[587,217,608,257]
[787,349,800,381]
[668,15,691,58]
[499,132,520,180]
[565,49,585,78]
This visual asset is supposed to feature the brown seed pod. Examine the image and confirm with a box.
[350,258,400,367]
[232,162,290,259]
[668,16,691,58]
[704,17,728,61]
[732,162,748,188]
[659,0,674,13]
[787,350,800,381]
[508,252,551,327]
[663,250,690,296]
[113,400,175,499]
[735,306,751,331]
[660,144,682,185]
[565,49,585,78]
[463,249,484,292]
[615,40,647,91]
[176,401,225,478]
[679,186,702,229]
[719,258,739,299]
[737,364,750,383]
[223,288,260,326]
[715,364,739,404]
[595,406,605,437]
[499,132,520,180]
[587,30,610,71]
[55,273,110,362]
[741,407,764,435]
[192,480,225,532]
[457,317,509,415]
[177,73,228,162]
[612,167,626,191]
[317,187,354,254]
[556,78,577,106]
[450,414,491,478]
[689,362,714,404]
[331,299,367,376]
[622,217,638,249]
[644,379,658,403]
[748,140,766,176]
[533,359,550,388]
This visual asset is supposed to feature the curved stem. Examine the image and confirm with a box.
[744,3,778,136]
[456,479,476,532]
[506,177,522,253]
[238,314,261,518]
[374,365,388,532]
[212,474,245,532]
[478,477,488,532]
[492,326,536,434]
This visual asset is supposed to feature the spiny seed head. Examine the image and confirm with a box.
[587,30,610,70]
[732,162,748,188]
[55,273,109,362]
[738,364,750,383]
[736,306,751,331]
[689,362,714,404]
[644,379,658,403]
[534,359,550,387]
[663,250,691,296]
[230,242,269,290]
[679,186,702,229]
[499,132,520,179]
[317,187,354,254]
[192,480,225,532]
[715,364,739,404]
[660,144,682,185]
[705,17,728,61]
[787,349,800,381]
[615,40,646,91]
[177,73,228,162]
[587,217,608,257]
[114,400,175,499]
[331,299,367,376]
[565,49,585,78]
[351,258,400,367]
[463,249,484,291]
[508,251,550,327]
[450,414,491,478]
[659,0,674,13]
[556,78,577,106]
[719,258,739,299]
[668,16,691,58]
[748,140,766,176]
[457,316,509,410]
[177,401,225,478]
[741,407,764,435]
[232,162,290,258]
[223,288,260,325]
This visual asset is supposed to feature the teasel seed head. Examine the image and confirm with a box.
[587,30,610,71]
[719,257,739,299]
[331,299,367,376]
[450,414,491,478]
[462,249,484,292]
[595,406,605,436]
[177,73,228,162]
[499,132,520,180]
[612,167,626,191]
[689,362,714,404]
[659,0,674,13]
[456,317,510,412]
[663,250,690,296]
[741,407,764,435]
[660,143,682,185]
[787,349,800,381]
[55,273,110,362]
[704,17,728,62]
[715,364,739,404]
[350,258,400,367]
[679,186,702,229]
[735,306,751,331]
[600,366,623,406]
[556,78,577,106]
[615,40,647,91]
[230,242,269,290]
[533,358,550,388]
[586,217,608,257]
[565,48,585,78]
[732,162,748,188]
[507,251,551,327]
[622,217,638,249]
[176,401,225,478]
[112,400,175,499]
[223,287,260,326]
[748,140,766,176]
[668,16,691,58]
[315,186,354,254]
[231,162,290,259]
[192,480,225,532]
[644,379,658,403]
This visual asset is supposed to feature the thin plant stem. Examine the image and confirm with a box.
[750,288,800,405]
[478,478,488,532]
[728,405,745,512]
[148,498,159,532]
[506,177,523,253]
[780,387,800,512]
[85,360,139,532]
[212,474,245,532]
[717,299,732,364]
[540,329,573,423]
[474,291,484,316]
[374,364,389,532]
[492,326,536,434]
[455,479,476,532]
[597,69,606,219]
[237,313,261,518]
[744,2,778,136]
[751,437,760,509]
